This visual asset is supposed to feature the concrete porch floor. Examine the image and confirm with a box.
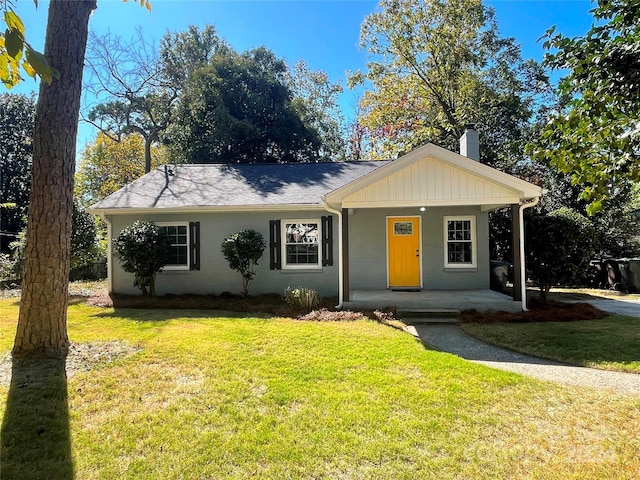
[342,289,521,314]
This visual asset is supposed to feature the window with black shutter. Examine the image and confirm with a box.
[270,217,334,269]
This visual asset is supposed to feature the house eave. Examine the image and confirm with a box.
[88,204,326,216]
[340,197,527,209]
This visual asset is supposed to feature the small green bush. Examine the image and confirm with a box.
[113,221,172,298]
[283,286,321,312]
[221,229,266,297]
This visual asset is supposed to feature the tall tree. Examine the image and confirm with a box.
[168,47,322,164]
[0,93,36,251]
[532,0,640,214]
[75,132,167,206]
[159,24,228,91]
[13,0,150,357]
[350,0,549,166]
[13,0,97,357]
[84,29,175,173]
[287,60,347,161]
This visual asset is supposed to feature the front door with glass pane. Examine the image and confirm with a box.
[387,217,421,288]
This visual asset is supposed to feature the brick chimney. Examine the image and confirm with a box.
[459,123,479,161]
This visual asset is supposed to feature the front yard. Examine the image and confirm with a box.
[1,298,639,479]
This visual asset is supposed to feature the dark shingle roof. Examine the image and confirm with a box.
[90,162,390,210]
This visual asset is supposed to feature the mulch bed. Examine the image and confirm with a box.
[87,291,341,318]
[460,300,607,323]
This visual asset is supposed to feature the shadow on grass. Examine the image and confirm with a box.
[1,355,73,479]
[2,298,92,308]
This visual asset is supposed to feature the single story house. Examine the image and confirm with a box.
[90,127,542,311]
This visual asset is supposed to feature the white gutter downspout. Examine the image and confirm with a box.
[519,197,540,312]
[322,200,343,309]
[99,213,113,294]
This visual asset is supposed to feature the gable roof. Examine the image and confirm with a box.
[90,143,543,215]
[89,161,390,213]
[324,143,543,210]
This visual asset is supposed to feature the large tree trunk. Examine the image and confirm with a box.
[13,0,97,357]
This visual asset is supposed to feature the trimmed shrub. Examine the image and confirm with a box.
[113,221,172,298]
[221,229,266,297]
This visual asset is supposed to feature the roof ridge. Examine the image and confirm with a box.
[159,160,392,167]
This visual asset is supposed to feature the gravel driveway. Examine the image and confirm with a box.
[410,324,640,397]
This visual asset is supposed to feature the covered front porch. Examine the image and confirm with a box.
[323,143,543,312]
[342,289,520,314]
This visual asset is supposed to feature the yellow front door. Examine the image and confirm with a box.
[387,217,421,288]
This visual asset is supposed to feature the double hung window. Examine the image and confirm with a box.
[444,216,476,268]
[158,223,190,270]
[283,221,320,268]
[269,216,333,270]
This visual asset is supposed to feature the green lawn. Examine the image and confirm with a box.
[1,299,639,479]
[462,315,640,374]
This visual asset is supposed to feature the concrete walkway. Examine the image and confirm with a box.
[409,324,640,397]
[582,297,640,318]
[344,289,520,313]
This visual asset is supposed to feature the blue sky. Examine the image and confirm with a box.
[12,0,596,152]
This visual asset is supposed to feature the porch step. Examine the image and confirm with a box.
[398,308,460,319]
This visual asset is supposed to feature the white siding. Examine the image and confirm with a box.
[342,157,522,207]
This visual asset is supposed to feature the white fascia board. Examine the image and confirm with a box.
[481,204,514,212]
[341,197,524,209]
[88,204,325,216]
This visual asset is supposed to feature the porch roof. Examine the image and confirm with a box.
[324,144,543,211]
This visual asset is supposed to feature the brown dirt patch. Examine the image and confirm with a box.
[461,301,607,324]
[0,341,141,386]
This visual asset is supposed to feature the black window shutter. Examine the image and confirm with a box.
[321,215,333,266]
[269,220,282,270]
[189,221,200,270]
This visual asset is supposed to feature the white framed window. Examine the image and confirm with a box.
[158,222,190,270]
[282,219,321,269]
[444,216,477,268]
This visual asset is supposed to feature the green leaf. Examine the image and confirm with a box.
[4,29,23,59]
[25,46,54,84]
[4,11,25,35]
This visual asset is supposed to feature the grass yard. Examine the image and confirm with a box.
[462,315,640,374]
[1,299,640,479]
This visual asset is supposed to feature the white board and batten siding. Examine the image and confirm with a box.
[341,156,524,209]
